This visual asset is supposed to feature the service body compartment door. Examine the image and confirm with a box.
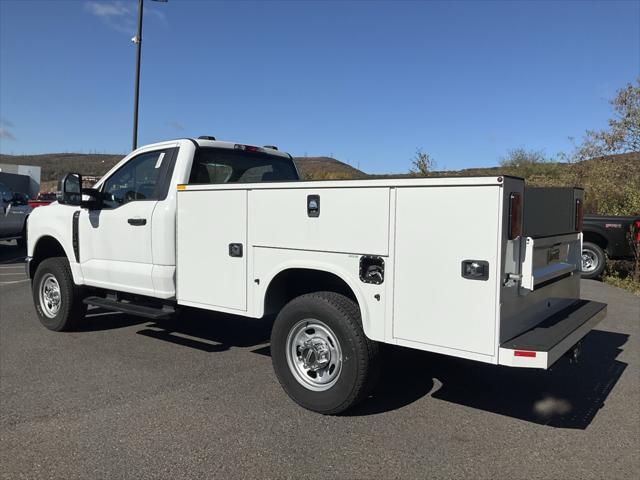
[251,187,390,256]
[393,186,501,357]
[177,190,247,311]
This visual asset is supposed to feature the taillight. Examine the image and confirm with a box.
[634,220,640,243]
[575,199,583,232]
[508,192,522,240]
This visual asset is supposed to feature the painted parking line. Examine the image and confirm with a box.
[0,273,26,276]
[0,279,29,285]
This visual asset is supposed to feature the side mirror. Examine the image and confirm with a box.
[80,188,104,210]
[58,173,82,206]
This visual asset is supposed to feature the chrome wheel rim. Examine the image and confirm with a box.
[39,273,62,318]
[286,319,342,391]
[581,249,599,273]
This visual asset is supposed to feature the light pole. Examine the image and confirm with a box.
[131,0,167,151]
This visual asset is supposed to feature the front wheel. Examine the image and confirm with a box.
[32,257,86,331]
[581,241,606,279]
[270,292,379,414]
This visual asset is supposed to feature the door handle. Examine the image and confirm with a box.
[127,218,147,226]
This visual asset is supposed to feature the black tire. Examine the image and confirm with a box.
[581,241,606,279]
[270,292,380,414]
[32,257,86,331]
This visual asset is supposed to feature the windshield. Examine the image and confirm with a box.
[188,147,299,184]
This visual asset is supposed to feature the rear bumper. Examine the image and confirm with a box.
[498,300,607,369]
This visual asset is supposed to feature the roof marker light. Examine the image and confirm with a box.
[234,144,261,152]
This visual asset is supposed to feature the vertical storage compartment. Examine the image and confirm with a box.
[176,189,248,311]
[392,185,501,357]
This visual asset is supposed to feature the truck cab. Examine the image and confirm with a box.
[27,138,298,298]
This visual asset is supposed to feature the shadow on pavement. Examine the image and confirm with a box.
[134,308,274,353]
[130,306,627,429]
[347,329,627,429]
[62,285,628,429]
[78,308,149,331]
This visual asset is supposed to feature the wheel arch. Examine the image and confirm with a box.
[261,264,373,338]
[30,235,76,281]
[583,230,608,251]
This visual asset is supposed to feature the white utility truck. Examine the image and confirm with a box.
[26,137,606,414]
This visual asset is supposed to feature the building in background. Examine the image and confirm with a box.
[0,164,41,198]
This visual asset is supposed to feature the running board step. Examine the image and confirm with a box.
[83,296,174,320]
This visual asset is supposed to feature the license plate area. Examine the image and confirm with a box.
[520,233,581,292]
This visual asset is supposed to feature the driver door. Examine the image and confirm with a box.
[79,148,174,296]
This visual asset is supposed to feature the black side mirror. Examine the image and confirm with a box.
[58,173,82,206]
[80,188,104,210]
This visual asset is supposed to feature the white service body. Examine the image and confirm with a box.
[26,138,606,371]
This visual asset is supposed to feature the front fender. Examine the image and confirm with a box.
[28,204,84,284]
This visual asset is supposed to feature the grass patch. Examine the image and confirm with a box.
[602,275,640,296]
[603,259,640,296]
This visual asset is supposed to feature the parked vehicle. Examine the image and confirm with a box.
[0,182,31,247]
[25,137,607,414]
[28,192,57,209]
[580,214,640,279]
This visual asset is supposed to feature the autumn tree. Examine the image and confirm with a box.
[573,78,640,161]
[499,148,550,167]
[409,148,436,175]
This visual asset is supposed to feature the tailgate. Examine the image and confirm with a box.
[519,232,581,291]
[498,300,607,368]
[499,184,591,346]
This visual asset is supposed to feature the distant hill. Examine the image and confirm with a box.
[0,153,124,186]
[293,156,367,180]
[1,151,637,216]
[0,153,366,183]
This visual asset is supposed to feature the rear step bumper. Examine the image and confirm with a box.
[498,300,607,369]
[83,296,174,320]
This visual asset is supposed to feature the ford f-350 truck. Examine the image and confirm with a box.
[25,137,607,414]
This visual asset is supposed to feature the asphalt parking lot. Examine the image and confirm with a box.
[1,240,639,479]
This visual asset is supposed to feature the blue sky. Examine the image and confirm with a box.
[0,0,638,173]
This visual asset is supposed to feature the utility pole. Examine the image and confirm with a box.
[131,0,144,151]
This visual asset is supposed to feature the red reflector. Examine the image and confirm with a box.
[575,199,583,232]
[514,350,537,357]
[635,220,640,243]
[508,192,522,240]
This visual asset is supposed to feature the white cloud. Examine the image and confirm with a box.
[0,119,16,140]
[84,1,134,33]
[85,1,132,18]
[84,1,166,34]
[0,127,16,140]
[167,121,185,131]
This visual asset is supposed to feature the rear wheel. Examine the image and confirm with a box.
[271,292,379,414]
[581,241,606,279]
[32,257,86,331]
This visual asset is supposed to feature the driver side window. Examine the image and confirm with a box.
[102,151,165,208]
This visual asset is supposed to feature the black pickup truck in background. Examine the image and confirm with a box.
[523,187,638,280]
[582,214,640,279]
